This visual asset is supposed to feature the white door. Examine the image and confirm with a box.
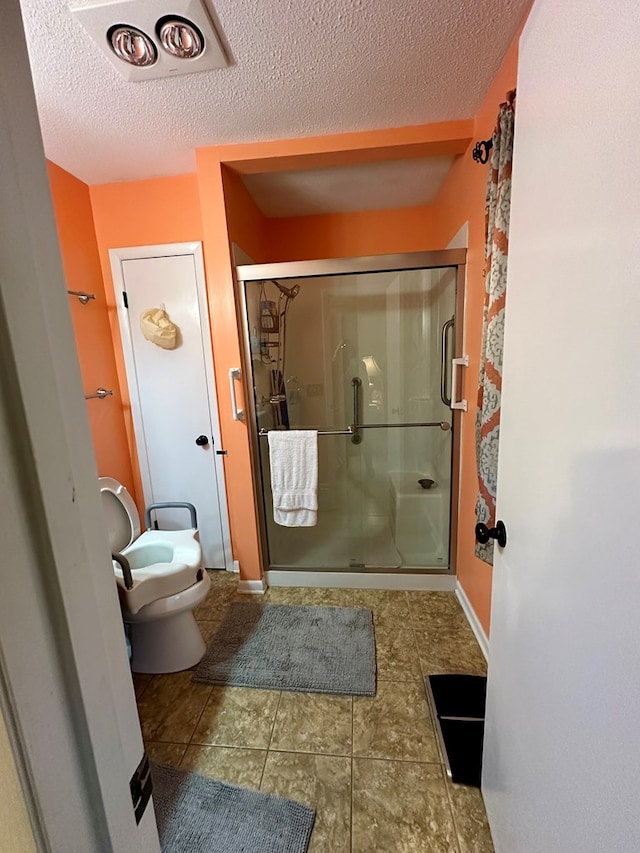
[111,245,231,569]
[483,2,640,852]
[1,1,159,847]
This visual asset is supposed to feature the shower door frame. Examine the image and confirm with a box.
[235,249,466,577]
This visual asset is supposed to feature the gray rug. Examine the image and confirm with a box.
[152,762,315,853]
[193,602,376,696]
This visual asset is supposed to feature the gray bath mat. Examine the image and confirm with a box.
[193,602,376,696]
[152,762,315,853]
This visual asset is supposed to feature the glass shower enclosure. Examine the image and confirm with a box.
[236,251,465,575]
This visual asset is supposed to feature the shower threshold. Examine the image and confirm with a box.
[269,563,450,574]
[265,569,456,592]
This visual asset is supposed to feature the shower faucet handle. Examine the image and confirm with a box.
[475,520,507,548]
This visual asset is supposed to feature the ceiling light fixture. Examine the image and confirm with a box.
[157,15,205,59]
[108,24,157,67]
[72,0,228,82]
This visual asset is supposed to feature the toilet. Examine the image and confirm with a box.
[99,477,211,674]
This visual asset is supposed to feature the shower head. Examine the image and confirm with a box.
[272,280,300,300]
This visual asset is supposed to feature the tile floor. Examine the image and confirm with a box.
[134,571,494,853]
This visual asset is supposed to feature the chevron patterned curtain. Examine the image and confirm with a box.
[475,91,516,565]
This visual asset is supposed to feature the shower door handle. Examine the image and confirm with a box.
[441,318,454,406]
[229,367,245,421]
[451,356,469,411]
[351,377,362,444]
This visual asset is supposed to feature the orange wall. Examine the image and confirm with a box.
[47,162,135,495]
[90,169,270,578]
[264,205,438,262]
[189,153,270,580]
[89,174,204,509]
[222,166,270,262]
[431,33,522,636]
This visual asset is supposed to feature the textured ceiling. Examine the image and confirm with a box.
[244,156,454,217]
[19,0,529,190]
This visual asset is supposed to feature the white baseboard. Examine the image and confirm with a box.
[237,578,267,595]
[231,560,240,574]
[266,570,456,591]
[456,582,489,661]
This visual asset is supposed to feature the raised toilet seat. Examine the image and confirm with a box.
[99,477,210,673]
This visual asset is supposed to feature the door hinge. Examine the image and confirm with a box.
[130,752,152,825]
[123,290,128,308]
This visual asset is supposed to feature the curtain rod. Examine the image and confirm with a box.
[472,88,516,164]
[472,139,493,164]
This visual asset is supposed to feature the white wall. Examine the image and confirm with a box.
[483,1,640,850]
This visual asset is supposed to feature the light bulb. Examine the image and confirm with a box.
[157,17,205,59]
[108,25,157,67]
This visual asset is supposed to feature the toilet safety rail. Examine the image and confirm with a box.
[144,502,198,531]
[112,552,134,590]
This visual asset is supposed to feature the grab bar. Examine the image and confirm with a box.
[440,317,454,406]
[359,421,450,432]
[228,367,245,421]
[259,427,354,437]
[258,421,449,436]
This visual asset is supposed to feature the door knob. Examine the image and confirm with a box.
[475,520,507,548]
[195,435,209,447]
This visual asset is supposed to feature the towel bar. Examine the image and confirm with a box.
[259,427,353,437]
[85,388,113,400]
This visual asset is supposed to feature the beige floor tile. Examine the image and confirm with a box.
[202,569,238,589]
[180,745,266,790]
[375,624,424,682]
[191,686,280,749]
[132,672,152,699]
[408,591,468,630]
[447,780,495,853]
[415,628,487,676]
[352,758,458,853]
[353,681,440,763]
[270,692,352,756]
[261,751,351,853]
[193,578,239,622]
[145,741,187,766]
[136,673,212,743]
[353,589,410,630]
[264,587,355,607]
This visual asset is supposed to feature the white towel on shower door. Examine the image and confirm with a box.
[267,430,318,527]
